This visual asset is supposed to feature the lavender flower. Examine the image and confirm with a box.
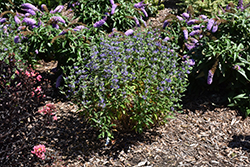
[199,15,207,20]
[189,30,202,36]
[192,25,204,30]
[141,8,148,17]
[185,42,196,50]
[163,20,169,29]
[183,28,188,40]
[110,0,115,5]
[182,12,190,19]
[140,15,147,27]
[207,70,214,85]
[14,35,20,43]
[41,4,47,11]
[22,8,36,15]
[133,16,140,27]
[237,0,244,10]
[187,19,199,25]
[190,37,198,43]
[0,18,6,24]
[176,16,184,21]
[14,16,21,24]
[73,25,89,31]
[185,59,195,66]
[207,18,215,31]
[22,17,36,26]
[212,24,218,33]
[125,29,134,36]
[56,74,63,88]
[134,1,146,8]
[111,4,117,15]
[51,5,64,13]
[163,37,170,42]
[50,16,66,24]
[93,16,107,28]
[25,13,31,17]
[21,3,39,11]
[52,23,59,29]
[59,30,67,35]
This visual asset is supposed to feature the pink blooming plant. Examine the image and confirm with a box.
[31,144,46,160]
[38,103,57,120]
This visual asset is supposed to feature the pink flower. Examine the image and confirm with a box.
[31,71,36,77]
[31,144,46,160]
[31,91,35,97]
[17,82,21,87]
[53,115,58,121]
[36,75,42,81]
[35,86,42,92]
[15,70,19,75]
[25,71,31,77]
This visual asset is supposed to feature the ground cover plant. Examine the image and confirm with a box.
[61,27,193,139]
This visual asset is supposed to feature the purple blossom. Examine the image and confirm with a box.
[51,16,66,24]
[0,18,6,24]
[192,25,204,30]
[14,16,21,24]
[233,65,241,70]
[22,8,36,15]
[187,19,198,25]
[199,15,207,20]
[183,29,188,40]
[185,59,195,66]
[163,37,170,42]
[21,3,39,11]
[207,70,214,85]
[56,74,63,88]
[110,0,115,5]
[190,37,198,43]
[93,16,107,28]
[189,30,202,36]
[141,8,148,17]
[182,12,190,19]
[22,17,36,26]
[133,16,140,27]
[140,15,147,27]
[51,5,64,13]
[25,13,31,17]
[41,4,47,11]
[212,24,218,33]
[207,18,215,31]
[35,49,39,54]
[111,4,117,15]
[73,25,89,31]
[176,16,184,21]
[125,29,134,36]
[134,1,146,8]
[14,35,21,43]
[163,20,169,29]
[52,23,59,29]
[185,42,196,50]
[59,30,67,35]
[237,0,244,10]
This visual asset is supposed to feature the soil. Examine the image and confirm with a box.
[32,4,250,167]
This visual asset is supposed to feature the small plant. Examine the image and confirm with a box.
[0,53,52,165]
[61,27,193,139]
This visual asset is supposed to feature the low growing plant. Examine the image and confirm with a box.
[61,27,193,139]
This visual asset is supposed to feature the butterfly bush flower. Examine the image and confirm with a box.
[134,1,146,8]
[73,25,89,31]
[111,4,117,15]
[189,30,202,36]
[22,17,36,26]
[125,29,134,36]
[163,36,170,42]
[207,18,215,31]
[163,19,170,29]
[140,15,147,27]
[22,8,36,15]
[31,144,46,160]
[51,5,64,14]
[93,16,107,28]
[185,59,195,66]
[14,16,21,24]
[182,12,190,19]
[133,16,140,27]
[21,3,39,11]
[182,27,188,40]
[192,25,204,30]
[110,0,115,5]
[185,42,196,50]
[0,18,6,24]
[50,16,66,24]
[141,8,148,17]
[237,0,244,10]
[207,70,214,85]
[190,37,198,43]
[176,16,184,21]
[199,15,207,20]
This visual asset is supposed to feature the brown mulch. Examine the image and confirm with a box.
[33,5,250,167]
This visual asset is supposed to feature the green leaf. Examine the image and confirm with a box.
[237,68,250,81]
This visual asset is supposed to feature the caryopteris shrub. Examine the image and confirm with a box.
[61,27,193,139]
[0,53,52,165]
